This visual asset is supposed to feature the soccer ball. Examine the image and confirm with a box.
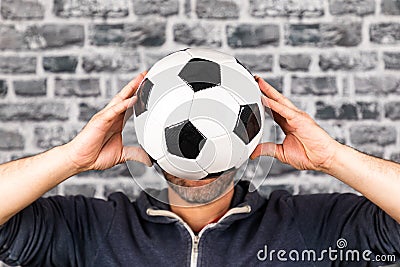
[134,48,265,180]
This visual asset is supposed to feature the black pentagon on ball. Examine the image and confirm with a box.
[178,58,221,92]
[134,78,154,117]
[233,103,262,144]
[165,120,206,159]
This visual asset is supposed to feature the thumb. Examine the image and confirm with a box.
[122,146,153,167]
[250,142,282,161]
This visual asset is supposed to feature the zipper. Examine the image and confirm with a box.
[147,205,251,267]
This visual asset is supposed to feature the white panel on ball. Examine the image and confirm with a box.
[148,85,194,127]
[146,51,192,79]
[143,117,165,160]
[196,139,217,171]
[190,117,227,139]
[146,66,191,110]
[158,156,208,180]
[189,87,240,136]
[186,48,236,64]
[220,63,260,104]
[164,153,205,173]
[202,134,243,174]
[230,132,250,168]
[164,100,193,129]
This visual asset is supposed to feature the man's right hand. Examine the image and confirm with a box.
[65,72,152,172]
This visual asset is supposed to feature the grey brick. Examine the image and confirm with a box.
[263,77,283,92]
[268,160,299,176]
[383,52,400,69]
[0,81,7,98]
[0,25,26,50]
[79,103,101,121]
[0,129,24,150]
[292,76,337,95]
[104,181,141,201]
[43,56,78,73]
[354,76,400,95]
[133,0,178,16]
[173,23,222,47]
[34,126,78,149]
[329,0,375,16]
[315,101,336,119]
[391,152,400,163]
[355,145,385,158]
[370,23,400,44]
[82,52,140,73]
[235,54,273,72]
[78,163,144,178]
[54,0,129,18]
[227,24,279,48]
[338,103,358,120]
[258,184,295,197]
[298,182,334,194]
[350,125,397,146]
[90,21,166,47]
[144,52,171,69]
[196,0,239,19]
[42,187,59,198]
[318,122,346,143]
[319,52,378,71]
[243,155,299,178]
[279,54,311,71]
[250,0,324,17]
[14,79,46,96]
[286,23,362,47]
[64,183,96,197]
[357,102,380,119]
[384,102,400,120]
[315,101,379,120]
[1,0,44,20]
[184,0,191,15]
[0,57,36,73]
[381,0,400,15]
[55,78,100,97]
[0,103,69,121]
[25,24,84,49]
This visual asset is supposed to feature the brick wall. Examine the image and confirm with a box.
[0,0,399,206]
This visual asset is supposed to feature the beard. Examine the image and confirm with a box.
[163,171,235,205]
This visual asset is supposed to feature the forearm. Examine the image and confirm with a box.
[0,144,79,225]
[324,143,400,223]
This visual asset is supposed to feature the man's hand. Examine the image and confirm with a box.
[65,72,152,172]
[250,77,340,172]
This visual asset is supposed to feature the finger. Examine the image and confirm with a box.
[106,71,147,108]
[122,146,153,167]
[122,97,137,128]
[270,110,291,134]
[255,76,300,111]
[250,142,285,163]
[119,71,147,99]
[262,96,297,121]
[100,97,135,124]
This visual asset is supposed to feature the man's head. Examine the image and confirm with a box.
[162,168,236,205]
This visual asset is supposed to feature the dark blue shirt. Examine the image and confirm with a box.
[1,181,399,266]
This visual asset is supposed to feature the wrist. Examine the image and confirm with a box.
[59,143,90,175]
[318,141,346,174]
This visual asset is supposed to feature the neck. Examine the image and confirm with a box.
[168,183,235,233]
